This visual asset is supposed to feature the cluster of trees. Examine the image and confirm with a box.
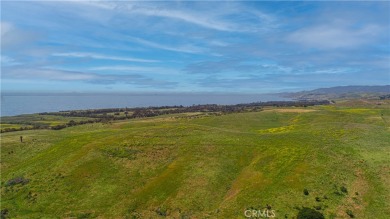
[0,126,35,133]
[1,122,53,133]
[3,100,330,132]
[130,104,249,118]
[379,94,390,100]
[51,119,101,130]
[41,100,330,118]
[39,108,131,118]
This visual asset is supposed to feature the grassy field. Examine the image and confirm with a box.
[1,114,91,132]
[1,100,389,218]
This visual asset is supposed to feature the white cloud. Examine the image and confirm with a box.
[2,66,177,88]
[3,67,96,81]
[0,55,20,66]
[287,24,383,49]
[89,66,180,75]
[68,1,272,33]
[0,21,13,36]
[52,52,158,63]
[1,21,40,50]
[130,7,236,32]
[128,37,206,54]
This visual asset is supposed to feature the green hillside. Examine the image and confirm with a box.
[1,100,389,218]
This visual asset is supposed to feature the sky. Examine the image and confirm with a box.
[1,1,389,93]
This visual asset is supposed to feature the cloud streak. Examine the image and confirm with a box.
[287,24,383,49]
[2,66,177,88]
[52,52,158,63]
[128,37,206,54]
[77,1,248,32]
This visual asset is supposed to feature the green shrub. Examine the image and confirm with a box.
[346,210,354,218]
[156,206,167,216]
[303,189,309,196]
[297,207,324,219]
[1,209,9,219]
[6,177,29,187]
[340,186,348,194]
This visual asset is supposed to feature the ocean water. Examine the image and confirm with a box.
[0,93,289,117]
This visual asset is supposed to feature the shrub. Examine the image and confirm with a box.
[67,120,77,126]
[52,124,67,130]
[6,177,29,187]
[297,207,324,219]
[1,209,9,219]
[156,206,167,216]
[346,210,354,218]
[340,186,348,194]
[315,197,321,202]
[303,189,309,196]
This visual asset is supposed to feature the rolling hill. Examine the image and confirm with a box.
[1,99,390,218]
[282,85,390,100]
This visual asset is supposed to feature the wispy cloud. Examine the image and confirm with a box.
[71,1,278,33]
[52,52,158,63]
[128,37,206,54]
[286,24,383,50]
[130,7,237,32]
[3,67,96,81]
[2,66,177,88]
[77,1,241,32]
[185,59,262,74]
[0,55,20,67]
[1,21,41,50]
[89,65,180,75]
[1,1,389,93]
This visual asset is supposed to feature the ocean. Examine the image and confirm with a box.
[0,93,289,117]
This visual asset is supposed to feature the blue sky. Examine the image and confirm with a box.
[1,1,389,93]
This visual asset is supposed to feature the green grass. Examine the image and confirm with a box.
[1,101,389,218]
[0,124,33,130]
[1,114,91,132]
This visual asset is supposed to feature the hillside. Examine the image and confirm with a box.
[307,85,390,94]
[1,100,390,218]
[283,85,390,100]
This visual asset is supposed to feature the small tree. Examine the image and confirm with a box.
[340,186,348,194]
[67,120,77,126]
[346,210,354,218]
[297,207,324,219]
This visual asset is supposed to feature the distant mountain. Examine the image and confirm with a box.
[282,85,390,100]
[303,85,389,94]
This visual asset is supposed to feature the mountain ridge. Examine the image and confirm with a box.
[282,85,390,99]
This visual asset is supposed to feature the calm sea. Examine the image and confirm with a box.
[0,93,289,117]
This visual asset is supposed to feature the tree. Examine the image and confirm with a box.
[297,207,324,219]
